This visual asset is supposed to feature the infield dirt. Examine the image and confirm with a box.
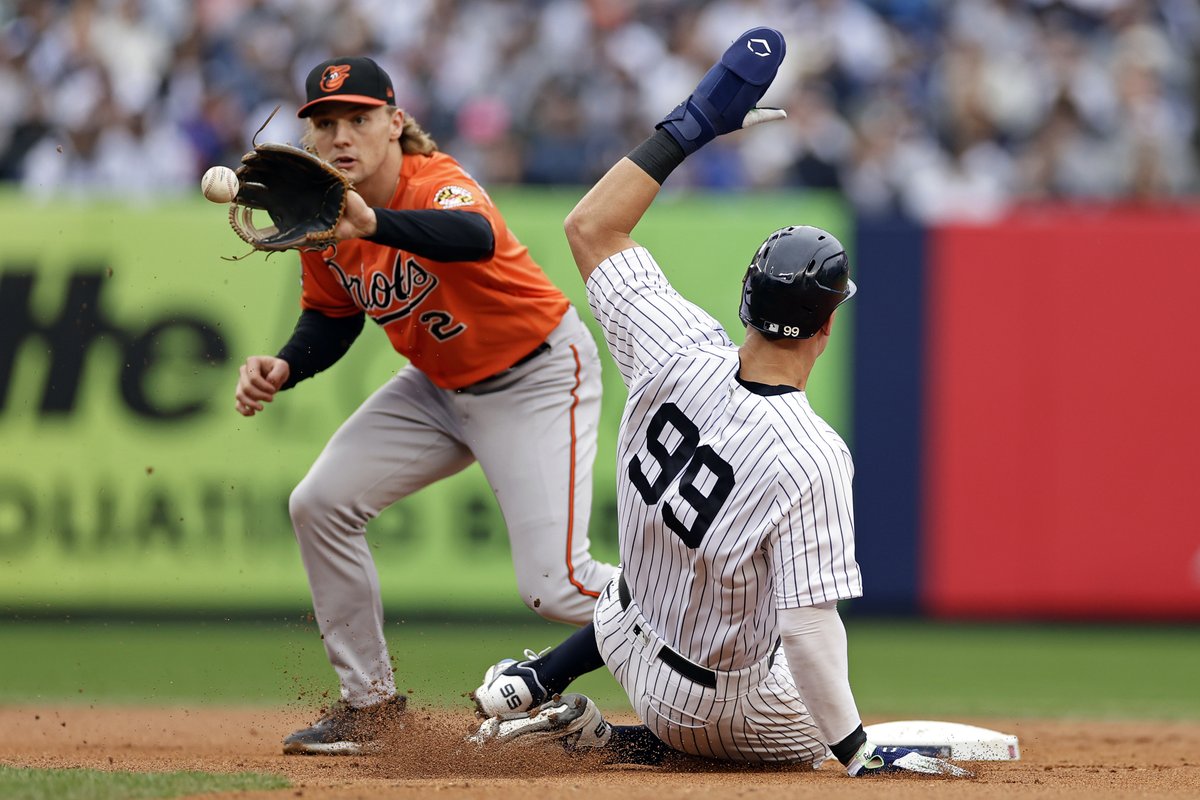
[1,705,1197,799]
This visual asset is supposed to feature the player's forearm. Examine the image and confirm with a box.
[564,159,658,281]
[365,208,495,262]
[778,603,864,756]
[566,126,689,281]
[275,309,365,390]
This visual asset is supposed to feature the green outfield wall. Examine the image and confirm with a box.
[0,189,850,615]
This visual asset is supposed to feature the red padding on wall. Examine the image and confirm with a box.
[923,207,1200,619]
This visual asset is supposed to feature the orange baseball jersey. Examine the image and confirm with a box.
[298,151,569,390]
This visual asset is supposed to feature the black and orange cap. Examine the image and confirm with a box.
[297,56,396,118]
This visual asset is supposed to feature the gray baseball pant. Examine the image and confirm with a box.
[290,307,616,706]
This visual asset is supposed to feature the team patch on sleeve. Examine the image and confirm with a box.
[433,185,476,208]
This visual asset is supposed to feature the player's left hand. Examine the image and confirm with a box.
[846,742,973,778]
[333,190,378,241]
[228,142,352,252]
[657,27,788,155]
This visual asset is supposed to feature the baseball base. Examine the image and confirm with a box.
[864,720,1021,761]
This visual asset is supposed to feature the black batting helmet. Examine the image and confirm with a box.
[738,225,857,340]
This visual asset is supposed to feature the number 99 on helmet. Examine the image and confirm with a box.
[738,226,857,340]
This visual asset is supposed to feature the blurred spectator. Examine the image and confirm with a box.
[0,0,1196,220]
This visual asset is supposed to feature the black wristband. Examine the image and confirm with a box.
[831,724,868,766]
[627,128,686,185]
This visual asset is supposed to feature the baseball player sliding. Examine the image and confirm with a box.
[469,28,970,778]
[231,56,616,754]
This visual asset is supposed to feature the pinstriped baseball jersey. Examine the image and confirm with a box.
[586,246,863,672]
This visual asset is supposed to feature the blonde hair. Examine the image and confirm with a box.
[399,110,438,155]
[300,105,438,155]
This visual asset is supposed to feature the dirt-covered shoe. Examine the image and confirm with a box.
[468,693,611,754]
[281,694,407,755]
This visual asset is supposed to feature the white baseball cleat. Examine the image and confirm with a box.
[468,693,612,753]
[470,648,549,717]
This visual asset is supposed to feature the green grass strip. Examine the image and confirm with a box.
[0,765,287,800]
[847,621,1200,720]
[2,619,1197,719]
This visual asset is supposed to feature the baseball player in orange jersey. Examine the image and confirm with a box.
[232,56,616,755]
[468,28,970,779]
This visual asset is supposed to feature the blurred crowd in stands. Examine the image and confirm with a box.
[1,0,1197,221]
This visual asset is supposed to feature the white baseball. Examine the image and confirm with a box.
[201,166,239,204]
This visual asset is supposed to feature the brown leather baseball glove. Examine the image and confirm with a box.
[228,143,352,252]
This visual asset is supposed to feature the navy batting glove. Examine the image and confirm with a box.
[657,27,787,155]
[846,742,973,778]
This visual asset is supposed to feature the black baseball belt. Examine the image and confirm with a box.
[613,574,709,689]
[495,340,551,376]
[617,574,780,690]
[457,341,551,392]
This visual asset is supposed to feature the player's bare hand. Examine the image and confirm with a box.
[235,355,289,416]
[334,190,377,241]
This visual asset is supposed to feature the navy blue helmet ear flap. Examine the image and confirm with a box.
[738,225,856,339]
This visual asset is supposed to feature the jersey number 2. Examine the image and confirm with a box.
[628,403,734,548]
[418,310,465,341]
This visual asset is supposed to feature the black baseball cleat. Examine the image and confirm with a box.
[281,694,407,755]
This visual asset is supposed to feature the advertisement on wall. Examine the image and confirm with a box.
[0,190,851,615]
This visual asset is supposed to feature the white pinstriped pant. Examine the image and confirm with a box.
[593,574,829,765]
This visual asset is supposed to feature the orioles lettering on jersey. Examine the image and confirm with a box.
[325,251,461,333]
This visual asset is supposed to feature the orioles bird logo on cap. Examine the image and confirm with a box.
[320,64,352,92]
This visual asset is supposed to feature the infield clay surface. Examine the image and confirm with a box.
[2,705,1198,799]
